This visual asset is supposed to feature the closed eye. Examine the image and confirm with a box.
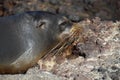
[36,22,46,30]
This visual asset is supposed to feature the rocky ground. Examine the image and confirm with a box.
[0,0,120,80]
[0,0,120,21]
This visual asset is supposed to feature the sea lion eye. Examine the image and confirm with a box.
[36,22,46,30]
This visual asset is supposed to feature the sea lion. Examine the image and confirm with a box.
[0,11,72,74]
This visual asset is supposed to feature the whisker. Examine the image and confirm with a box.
[42,24,82,60]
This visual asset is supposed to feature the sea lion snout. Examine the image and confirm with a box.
[57,17,73,39]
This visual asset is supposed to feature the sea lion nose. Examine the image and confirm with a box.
[59,19,73,32]
[58,20,73,40]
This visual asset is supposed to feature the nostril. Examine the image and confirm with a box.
[59,22,67,31]
[58,22,73,40]
[59,21,73,31]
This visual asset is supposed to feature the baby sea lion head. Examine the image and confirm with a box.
[27,11,72,41]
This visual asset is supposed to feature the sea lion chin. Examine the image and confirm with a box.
[0,11,72,74]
